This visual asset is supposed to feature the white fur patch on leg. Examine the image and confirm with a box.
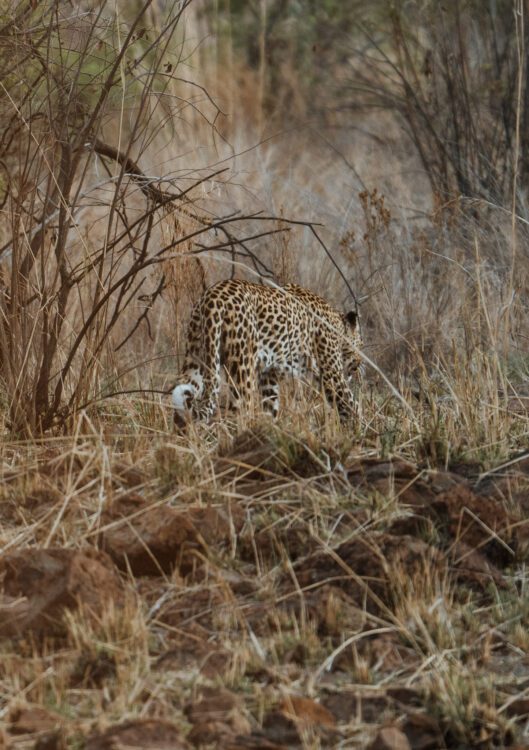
[172,384,193,414]
[188,368,204,396]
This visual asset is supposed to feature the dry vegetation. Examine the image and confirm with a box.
[1,1,529,748]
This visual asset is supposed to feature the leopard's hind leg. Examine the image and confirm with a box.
[172,301,223,424]
[259,369,281,418]
[223,319,258,416]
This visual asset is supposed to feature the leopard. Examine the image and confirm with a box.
[171,278,363,425]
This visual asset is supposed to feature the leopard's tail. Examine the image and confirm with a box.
[172,293,223,422]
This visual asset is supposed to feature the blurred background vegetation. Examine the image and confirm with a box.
[202,0,528,202]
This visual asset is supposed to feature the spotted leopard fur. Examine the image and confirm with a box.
[172,279,362,424]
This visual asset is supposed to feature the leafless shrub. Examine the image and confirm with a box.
[0,0,301,434]
[346,1,528,204]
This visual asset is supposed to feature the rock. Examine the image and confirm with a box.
[187,504,245,547]
[345,459,517,569]
[7,706,66,750]
[8,706,62,735]
[278,695,336,729]
[112,462,146,488]
[155,635,230,680]
[214,427,284,482]
[282,584,364,637]
[400,712,444,750]
[183,683,286,750]
[261,710,303,746]
[242,520,317,565]
[346,458,436,504]
[185,687,251,746]
[219,736,288,749]
[448,461,482,480]
[34,732,67,750]
[506,698,529,718]
[450,541,508,590]
[322,691,391,724]
[100,495,243,576]
[85,719,189,749]
[346,457,418,483]
[261,696,336,747]
[428,471,466,493]
[152,584,226,631]
[100,495,202,576]
[293,533,445,614]
[385,687,422,707]
[215,425,323,481]
[0,548,124,637]
[368,726,411,750]
[431,485,515,565]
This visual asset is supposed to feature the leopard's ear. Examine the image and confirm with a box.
[345,310,358,329]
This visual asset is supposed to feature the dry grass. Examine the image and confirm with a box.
[1,385,529,748]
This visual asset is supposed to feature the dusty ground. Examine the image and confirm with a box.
[1,409,529,750]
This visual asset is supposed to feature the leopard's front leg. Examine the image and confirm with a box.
[321,372,358,423]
